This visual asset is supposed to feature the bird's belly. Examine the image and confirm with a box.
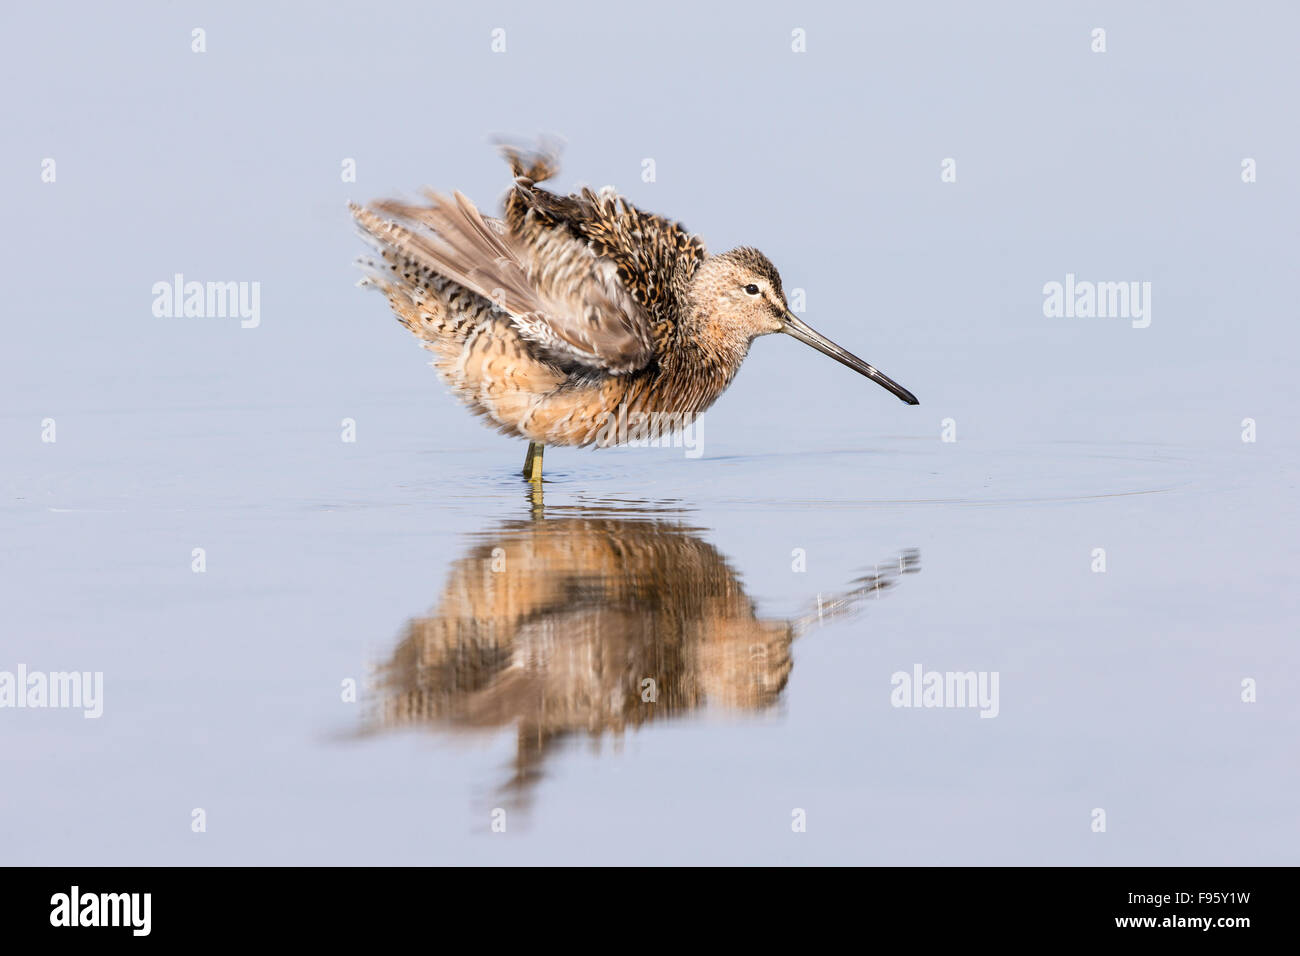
[446,330,731,448]
[522,374,716,448]
[518,378,635,447]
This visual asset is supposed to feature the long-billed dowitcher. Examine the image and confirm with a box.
[352,145,919,481]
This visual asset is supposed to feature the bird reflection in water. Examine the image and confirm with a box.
[365,495,919,804]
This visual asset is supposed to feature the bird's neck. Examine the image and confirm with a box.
[646,309,751,415]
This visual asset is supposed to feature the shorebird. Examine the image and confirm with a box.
[352,145,918,481]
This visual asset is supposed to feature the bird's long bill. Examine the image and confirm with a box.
[782,313,920,405]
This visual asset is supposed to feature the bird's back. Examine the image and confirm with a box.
[499,145,706,352]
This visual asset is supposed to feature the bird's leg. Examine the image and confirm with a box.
[527,480,545,519]
[522,441,544,482]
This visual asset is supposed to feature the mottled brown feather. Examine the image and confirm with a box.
[362,190,655,374]
[352,146,781,447]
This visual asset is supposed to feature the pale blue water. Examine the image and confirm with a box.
[2,1,1297,865]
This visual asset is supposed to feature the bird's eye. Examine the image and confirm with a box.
[744,283,760,296]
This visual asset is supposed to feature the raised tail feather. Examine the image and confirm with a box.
[350,200,496,355]
[362,191,548,321]
[353,184,655,374]
[350,195,568,439]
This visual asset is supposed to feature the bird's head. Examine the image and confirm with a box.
[689,247,919,405]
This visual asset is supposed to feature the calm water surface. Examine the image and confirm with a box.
[5,404,1295,864]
